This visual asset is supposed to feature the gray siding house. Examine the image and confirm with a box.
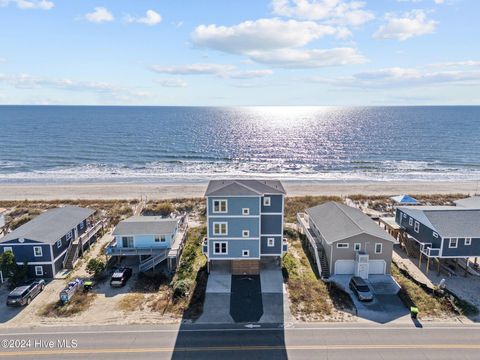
[299,202,397,279]
[0,206,95,278]
[203,179,287,274]
[395,206,480,259]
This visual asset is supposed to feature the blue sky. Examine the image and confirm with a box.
[0,0,479,105]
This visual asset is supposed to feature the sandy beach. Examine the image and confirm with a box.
[0,180,478,200]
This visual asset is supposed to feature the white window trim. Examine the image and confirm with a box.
[213,222,228,236]
[154,235,167,243]
[242,230,250,238]
[354,243,361,251]
[403,213,407,219]
[263,196,271,206]
[242,250,250,257]
[3,247,13,253]
[242,208,250,215]
[79,221,84,230]
[33,246,43,257]
[35,266,43,276]
[449,238,458,248]
[375,243,383,254]
[465,238,472,246]
[66,230,73,241]
[267,238,275,247]
[433,232,438,238]
[336,243,349,249]
[212,199,228,214]
[409,218,413,226]
[213,241,228,255]
[414,221,420,233]
[56,239,62,248]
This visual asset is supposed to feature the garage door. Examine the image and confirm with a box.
[368,260,386,275]
[334,260,355,275]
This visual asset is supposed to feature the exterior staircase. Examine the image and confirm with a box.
[64,243,79,270]
[139,249,169,272]
[318,247,330,279]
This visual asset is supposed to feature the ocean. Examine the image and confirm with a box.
[0,105,479,184]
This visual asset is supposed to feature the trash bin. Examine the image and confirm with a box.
[410,306,419,319]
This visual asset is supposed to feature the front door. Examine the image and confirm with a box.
[356,262,369,279]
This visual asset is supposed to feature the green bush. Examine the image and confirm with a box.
[172,279,193,299]
[85,258,106,278]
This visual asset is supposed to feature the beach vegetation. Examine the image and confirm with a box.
[39,292,97,318]
[85,258,106,279]
[284,196,342,223]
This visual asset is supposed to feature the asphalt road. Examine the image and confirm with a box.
[0,322,479,359]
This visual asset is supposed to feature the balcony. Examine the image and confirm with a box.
[420,243,440,257]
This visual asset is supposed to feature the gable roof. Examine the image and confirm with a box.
[306,202,396,244]
[454,196,480,209]
[112,216,179,236]
[205,179,286,197]
[390,195,419,205]
[397,206,480,238]
[0,206,94,244]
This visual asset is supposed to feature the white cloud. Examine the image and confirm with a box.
[156,78,188,88]
[1,0,54,10]
[85,7,114,24]
[192,18,365,68]
[151,63,236,77]
[126,10,162,26]
[373,10,437,41]
[271,0,374,26]
[229,70,274,79]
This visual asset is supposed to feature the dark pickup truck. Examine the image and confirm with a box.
[6,279,46,307]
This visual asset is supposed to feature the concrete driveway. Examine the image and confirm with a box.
[329,275,409,324]
[197,268,233,324]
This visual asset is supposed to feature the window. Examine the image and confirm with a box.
[56,239,62,248]
[35,266,43,276]
[3,247,12,253]
[403,213,407,219]
[242,250,250,257]
[212,200,228,213]
[155,235,166,243]
[267,238,275,247]
[449,238,458,248]
[409,217,413,226]
[433,232,438,238]
[242,230,250,238]
[375,243,383,254]
[79,221,84,230]
[263,197,271,206]
[33,246,43,257]
[414,221,420,233]
[122,236,134,248]
[66,230,73,241]
[465,238,472,246]
[213,222,228,235]
[336,243,349,249]
[213,242,228,254]
[242,208,250,215]
[354,243,361,251]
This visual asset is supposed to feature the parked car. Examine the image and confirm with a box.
[349,276,374,302]
[110,267,133,287]
[6,279,46,307]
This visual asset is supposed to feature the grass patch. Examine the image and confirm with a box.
[391,264,455,318]
[39,292,96,318]
[282,231,333,320]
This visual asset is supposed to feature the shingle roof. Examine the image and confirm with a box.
[112,216,179,236]
[398,206,480,238]
[454,196,480,209]
[0,206,94,244]
[306,202,396,244]
[205,179,286,196]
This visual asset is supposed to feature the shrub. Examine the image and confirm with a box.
[10,214,32,230]
[172,279,193,299]
[85,258,106,279]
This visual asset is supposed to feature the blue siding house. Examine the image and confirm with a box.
[108,216,186,272]
[395,206,480,259]
[203,180,287,274]
[0,206,95,278]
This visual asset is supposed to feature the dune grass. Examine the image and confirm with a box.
[284,196,342,223]
[39,292,97,318]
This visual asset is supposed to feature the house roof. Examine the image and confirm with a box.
[397,206,480,238]
[454,196,480,209]
[0,208,7,214]
[306,202,396,244]
[205,179,286,197]
[112,216,179,236]
[0,206,94,244]
[390,194,419,205]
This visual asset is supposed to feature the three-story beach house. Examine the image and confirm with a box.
[0,206,97,278]
[203,180,287,275]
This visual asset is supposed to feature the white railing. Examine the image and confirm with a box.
[297,212,323,278]
[139,250,169,272]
